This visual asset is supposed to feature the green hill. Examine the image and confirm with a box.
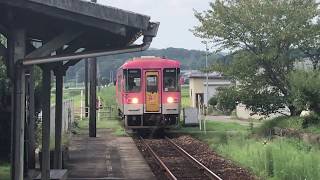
[66,47,225,83]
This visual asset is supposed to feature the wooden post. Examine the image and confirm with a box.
[88,0,97,138]
[80,90,83,120]
[53,67,64,169]
[182,108,185,126]
[89,57,97,137]
[85,60,89,117]
[10,28,26,180]
[27,66,36,169]
[41,67,51,180]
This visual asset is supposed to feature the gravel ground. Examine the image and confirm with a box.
[171,135,257,180]
[134,135,257,180]
[134,138,169,180]
[144,139,210,180]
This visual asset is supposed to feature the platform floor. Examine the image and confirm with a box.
[66,129,156,180]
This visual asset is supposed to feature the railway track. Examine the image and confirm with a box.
[140,136,222,180]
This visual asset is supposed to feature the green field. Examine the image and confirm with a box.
[179,121,320,180]
[181,86,191,108]
[98,86,117,107]
[74,86,126,136]
[51,88,82,108]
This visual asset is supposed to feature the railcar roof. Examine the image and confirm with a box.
[120,57,181,69]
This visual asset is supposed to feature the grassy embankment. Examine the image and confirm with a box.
[179,87,320,180]
[180,121,320,180]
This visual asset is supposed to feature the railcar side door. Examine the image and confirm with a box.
[145,71,161,112]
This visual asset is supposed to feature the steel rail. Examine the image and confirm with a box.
[140,137,177,180]
[165,136,223,180]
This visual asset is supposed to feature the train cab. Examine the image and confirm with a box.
[116,57,181,129]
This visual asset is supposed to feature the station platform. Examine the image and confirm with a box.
[66,129,156,180]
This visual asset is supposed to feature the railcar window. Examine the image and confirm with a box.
[146,75,158,93]
[163,68,180,92]
[124,69,141,92]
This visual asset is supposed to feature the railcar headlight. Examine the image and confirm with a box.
[131,98,139,104]
[167,97,174,103]
[127,98,139,104]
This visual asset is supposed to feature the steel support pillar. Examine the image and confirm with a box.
[10,28,26,180]
[89,57,97,137]
[53,66,64,169]
[41,67,51,180]
[85,59,89,117]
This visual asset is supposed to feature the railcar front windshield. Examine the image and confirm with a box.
[163,68,180,92]
[124,69,141,92]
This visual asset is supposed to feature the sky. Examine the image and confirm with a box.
[97,0,212,50]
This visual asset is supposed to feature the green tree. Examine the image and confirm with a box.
[299,18,320,70]
[288,70,320,114]
[193,0,319,116]
[208,96,218,106]
[216,86,238,114]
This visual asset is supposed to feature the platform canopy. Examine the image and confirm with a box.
[0,0,158,59]
[0,1,159,179]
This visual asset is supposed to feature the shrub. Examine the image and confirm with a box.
[216,86,238,114]
[302,112,320,128]
[255,116,304,137]
[288,70,320,114]
[208,96,218,106]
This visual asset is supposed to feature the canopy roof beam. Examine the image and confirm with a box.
[22,22,159,65]
[26,29,83,59]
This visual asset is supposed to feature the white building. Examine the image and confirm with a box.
[188,71,232,108]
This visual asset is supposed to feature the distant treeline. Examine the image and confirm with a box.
[66,47,306,84]
[65,47,226,83]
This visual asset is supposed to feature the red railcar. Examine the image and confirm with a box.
[116,56,181,129]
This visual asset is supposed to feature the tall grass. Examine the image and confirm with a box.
[180,121,320,180]
[215,137,320,180]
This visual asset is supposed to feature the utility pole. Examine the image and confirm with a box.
[205,42,209,106]
[109,71,113,85]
